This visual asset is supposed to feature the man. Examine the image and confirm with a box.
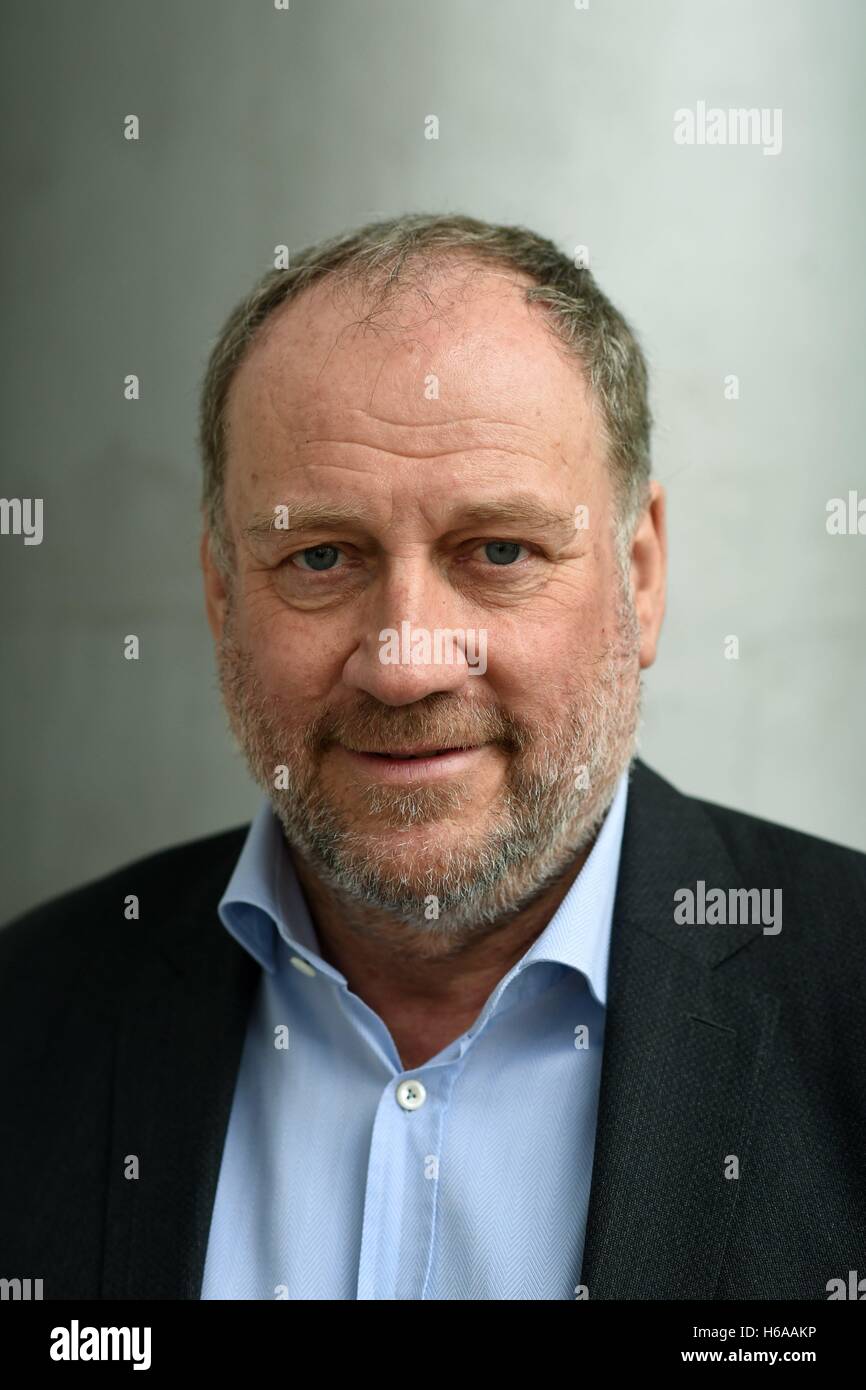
[1,213,864,1301]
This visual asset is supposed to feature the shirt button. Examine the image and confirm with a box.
[289,955,316,977]
[396,1079,427,1111]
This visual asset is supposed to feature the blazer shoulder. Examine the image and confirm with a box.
[0,822,251,974]
[629,759,866,898]
[688,784,866,893]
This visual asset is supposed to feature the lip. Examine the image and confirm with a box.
[336,744,487,783]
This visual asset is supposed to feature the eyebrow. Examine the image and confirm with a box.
[242,502,370,540]
[241,495,578,543]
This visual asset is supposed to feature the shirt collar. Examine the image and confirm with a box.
[217,799,321,976]
[218,770,629,1007]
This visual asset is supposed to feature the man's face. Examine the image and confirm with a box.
[203,264,664,939]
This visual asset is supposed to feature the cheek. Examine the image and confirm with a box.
[485,584,612,708]
[236,589,343,708]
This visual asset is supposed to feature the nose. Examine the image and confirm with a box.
[340,565,484,707]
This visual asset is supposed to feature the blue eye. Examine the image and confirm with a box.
[483,541,525,565]
[293,545,342,572]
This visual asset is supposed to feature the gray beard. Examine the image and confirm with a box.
[216,583,642,943]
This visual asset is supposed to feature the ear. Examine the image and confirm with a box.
[629,480,667,669]
[200,527,230,643]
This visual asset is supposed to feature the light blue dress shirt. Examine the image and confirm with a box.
[200,771,629,1301]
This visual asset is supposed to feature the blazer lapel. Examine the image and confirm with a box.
[580,762,780,1299]
[101,837,260,1299]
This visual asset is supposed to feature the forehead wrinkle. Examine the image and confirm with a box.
[228,417,591,524]
[284,439,561,472]
[276,405,584,471]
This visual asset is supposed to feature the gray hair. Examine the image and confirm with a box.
[198,212,652,579]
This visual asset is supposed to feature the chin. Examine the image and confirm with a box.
[347,826,472,871]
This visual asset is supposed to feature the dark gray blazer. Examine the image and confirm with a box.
[1,760,864,1300]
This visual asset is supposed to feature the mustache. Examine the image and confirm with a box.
[216,627,527,757]
[306,693,530,755]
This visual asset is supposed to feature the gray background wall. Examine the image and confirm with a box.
[2,0,864,924]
